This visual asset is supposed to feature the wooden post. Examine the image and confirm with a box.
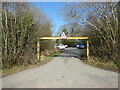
[37,39,40,60]
[86,39,89,60]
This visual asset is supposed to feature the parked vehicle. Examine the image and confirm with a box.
[58,44,65,50]
[64,45,68,48]
[76,44,79,48]
[73,44,79,47]
[78,44,86,49]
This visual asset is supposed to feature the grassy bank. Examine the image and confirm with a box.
[2,51,62,77]
[83,56,118,72]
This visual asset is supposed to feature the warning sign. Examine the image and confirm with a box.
[60,32,67,39]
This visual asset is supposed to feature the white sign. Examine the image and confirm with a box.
[60,32,67,39]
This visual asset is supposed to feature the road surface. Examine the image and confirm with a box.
[2,48,118,88]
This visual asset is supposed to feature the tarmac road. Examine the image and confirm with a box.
[2,48,118,88]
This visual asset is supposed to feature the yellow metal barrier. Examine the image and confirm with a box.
[37,37,89,60]
[40,37,89,39]
[86,39,89,60]
[37,39,40,60]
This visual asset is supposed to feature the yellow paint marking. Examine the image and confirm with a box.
[40,37,88,39]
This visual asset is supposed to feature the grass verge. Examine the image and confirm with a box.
[2,51,62,77]
[83,56,118,72]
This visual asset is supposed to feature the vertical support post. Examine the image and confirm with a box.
[37,39,40,60]
[86,39,89,60]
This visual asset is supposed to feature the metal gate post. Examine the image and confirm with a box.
[86,39,89,60]
[37,38,40,60]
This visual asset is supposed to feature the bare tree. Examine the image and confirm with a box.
[63,2,119,62]
[2,2,53,68]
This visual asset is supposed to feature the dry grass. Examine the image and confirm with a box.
[83,56,118,72]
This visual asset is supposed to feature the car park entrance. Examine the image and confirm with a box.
[37,35,89,60]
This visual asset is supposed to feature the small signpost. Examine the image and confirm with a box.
[60,32,67,39]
